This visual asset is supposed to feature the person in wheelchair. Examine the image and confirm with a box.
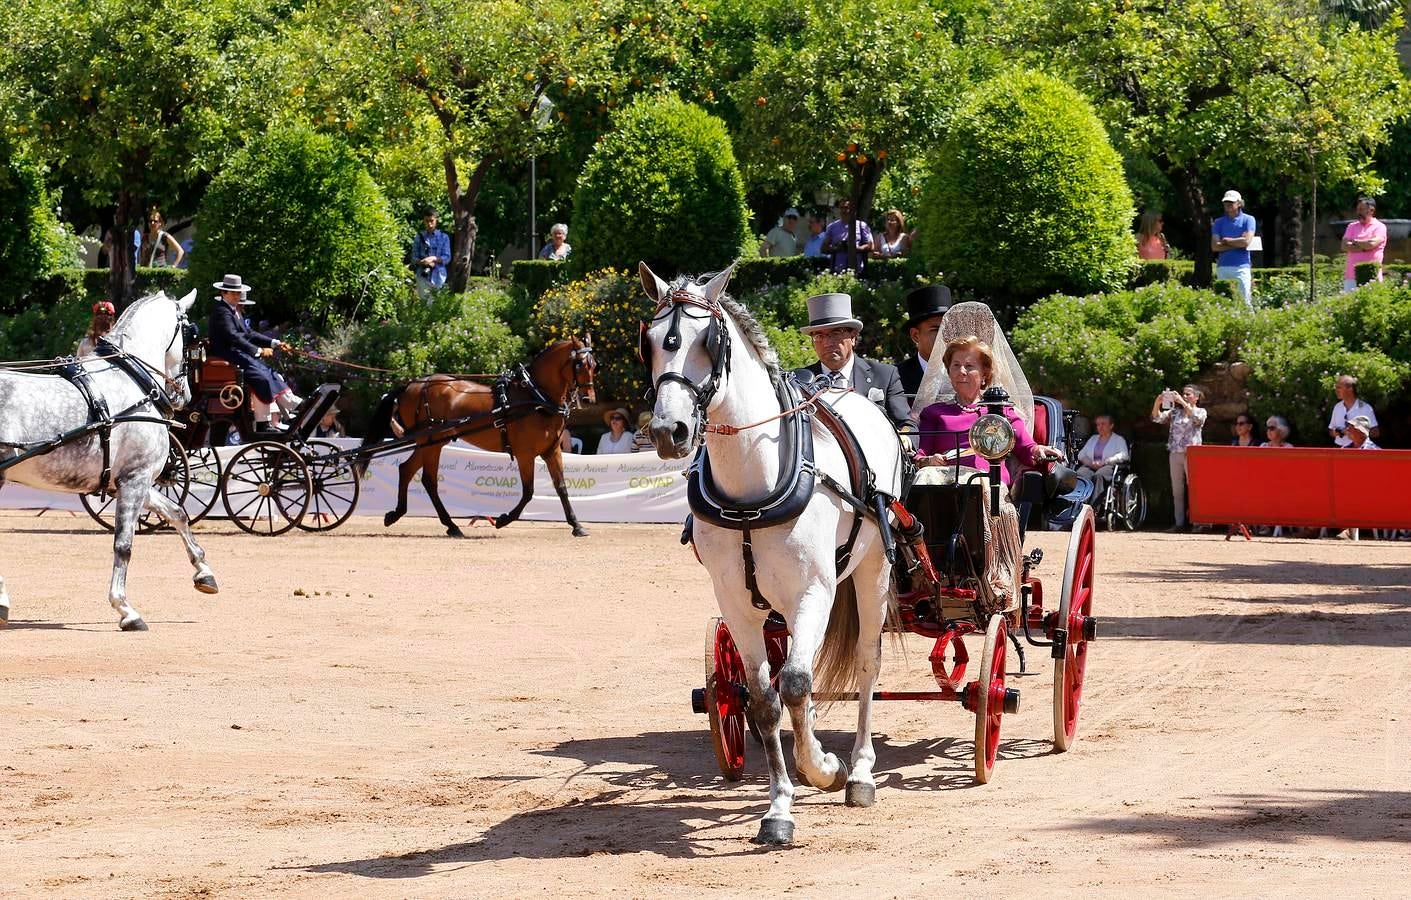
[208,273,302,430]
[909,303,1063,608]
[1075,413,1129,503]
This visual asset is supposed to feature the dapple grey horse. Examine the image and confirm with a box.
[0,290,217,630]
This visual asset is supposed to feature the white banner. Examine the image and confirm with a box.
[0,439,691,525]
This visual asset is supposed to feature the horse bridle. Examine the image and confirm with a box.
[642,289,731,447]
[566,340,597,410]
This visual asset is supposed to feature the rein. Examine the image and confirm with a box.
[703,384,838,436]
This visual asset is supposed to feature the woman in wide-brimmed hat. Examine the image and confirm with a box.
[597,407,634,455]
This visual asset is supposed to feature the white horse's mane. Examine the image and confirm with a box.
[107,291,172,344]
[672,272,782,386]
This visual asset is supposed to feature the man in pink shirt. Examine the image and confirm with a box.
[1342,197,1387,292]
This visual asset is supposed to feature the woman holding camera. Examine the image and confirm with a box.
[1151,385,1207,532]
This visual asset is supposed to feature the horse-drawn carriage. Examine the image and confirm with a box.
[638,262,1098,845]
[82,334,598,537]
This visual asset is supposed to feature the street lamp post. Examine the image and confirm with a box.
[529,94,554,260]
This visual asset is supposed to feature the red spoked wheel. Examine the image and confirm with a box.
[971,613,1009,784]
[703,617,749,781]
[1052,504,1096,751]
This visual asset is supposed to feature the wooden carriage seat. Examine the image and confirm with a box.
[907,482,987,582]
[202,356,240,387]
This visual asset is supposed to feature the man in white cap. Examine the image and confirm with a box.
[1211,189,1256,306]
[794,292,912,431]
[759,207,802,257]
[207,274,303,430]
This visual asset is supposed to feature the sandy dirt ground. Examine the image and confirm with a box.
[2,510,1408,898]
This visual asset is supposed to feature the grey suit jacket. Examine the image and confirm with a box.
[795,356,915,434]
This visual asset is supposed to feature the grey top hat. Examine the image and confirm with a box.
[214,273,255,305]
[801,292,864,334]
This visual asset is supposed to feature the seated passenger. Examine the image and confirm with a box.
[207,274,302,429]
[1075,413,1130,502]
[910,303,1063,609]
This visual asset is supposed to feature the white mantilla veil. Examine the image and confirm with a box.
[909,301,1035,430]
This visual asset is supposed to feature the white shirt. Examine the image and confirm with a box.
[1328,398,1377,447]
[596,430,635,454]
[1077,433,1130,469]
[822,355,856,389]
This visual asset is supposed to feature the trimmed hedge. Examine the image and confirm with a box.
[913,69,1135,308]
[511,259,569,306]
[0,138,75,312]
[572,96,751,277]
[191,125,405,326]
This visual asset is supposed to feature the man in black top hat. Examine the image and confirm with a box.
[793,291,913,433]
[897,283,952,401]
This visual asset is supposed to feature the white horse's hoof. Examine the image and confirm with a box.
[752,818,794,846]
[817,757,849,793]
[120,617,148,632]
[845,780,876,808]
[194,575,219,594]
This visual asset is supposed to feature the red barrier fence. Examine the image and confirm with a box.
[1186,446,1411,529]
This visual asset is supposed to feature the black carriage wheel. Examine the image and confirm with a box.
[294,439,361,533]
[220,441,311,536]
[182,445,222,525]
[81,432,191,535]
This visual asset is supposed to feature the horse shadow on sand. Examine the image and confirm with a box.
[299,725,1052,877]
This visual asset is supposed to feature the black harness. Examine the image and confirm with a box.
[651,287,896,613]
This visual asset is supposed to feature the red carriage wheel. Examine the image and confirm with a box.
[972,613,1009,784]
[1053,504,1096,751]
[703,617,749,781]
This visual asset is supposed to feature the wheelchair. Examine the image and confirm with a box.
[1090,459,1147,532]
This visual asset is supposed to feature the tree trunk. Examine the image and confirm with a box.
[1170,163,1210,286]
[444,155,493,293]
[1276,185,1303,267]
[108,188,142,310]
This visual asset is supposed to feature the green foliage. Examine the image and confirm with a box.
[511,259,570,305]
[572,95,750,277]
[0,289,90,361]
[1013,283,1251,420]
[1131,260,1194,288]
[739,271,922,365]
[532,269,649,401]
[1242,282,1411,439]
[913,69,1135,308]
[191,126,405,326]
[0,139,75,310]
[730,256,826,295]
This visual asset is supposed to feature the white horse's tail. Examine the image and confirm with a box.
[814,576,861,703]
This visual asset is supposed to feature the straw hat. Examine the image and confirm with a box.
[603,407,631,426]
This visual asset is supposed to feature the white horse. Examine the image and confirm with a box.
[640,262,905,846]
[0,290,218,630]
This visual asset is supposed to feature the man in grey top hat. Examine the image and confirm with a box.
[793,292,913,432]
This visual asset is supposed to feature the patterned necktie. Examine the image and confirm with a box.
[829,370,847,390]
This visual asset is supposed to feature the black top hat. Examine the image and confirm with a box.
[904,284,952,329]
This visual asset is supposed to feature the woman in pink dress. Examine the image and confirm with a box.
[1136,210,1169,260]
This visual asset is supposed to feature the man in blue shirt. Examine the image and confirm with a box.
[411,209,451,299]
[1211,189,1256,307]
[821,199,873,273]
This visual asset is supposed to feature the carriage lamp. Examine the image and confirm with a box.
[969,413,1016,460]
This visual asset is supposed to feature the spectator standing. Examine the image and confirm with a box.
[1151,384,1207,532]
[76,301,116,357]
[1230,413,1258,446]
[1341,197,1387,292]
[1137,210,1169,260]
[759,208,802,257]
[138,209,184,268]
[802,212,826,258]
[793,292,912,432]
[1345,415,1379,450]
[1076,413,1130,501]
[597,407,635,454]
[411,209,451,299]
[821,199,873,273]
[897,283,952,401]
[872,209,910,258]
[1328,374,1379,447]
[539,223,571,260]
[1211,190,1256,307]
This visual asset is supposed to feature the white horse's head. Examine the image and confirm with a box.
[639,261,736,459]
[106,289,199,410]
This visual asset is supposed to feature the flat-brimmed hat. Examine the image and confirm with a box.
[213,273,252,294]
[904,284,952,329]
[603,407,631,426]
[92,300,116,315]
[1221,190,1244,205]
[1347,415,1373,436]
[800,292,863,335]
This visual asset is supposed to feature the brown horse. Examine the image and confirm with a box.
[359,336,597,537]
